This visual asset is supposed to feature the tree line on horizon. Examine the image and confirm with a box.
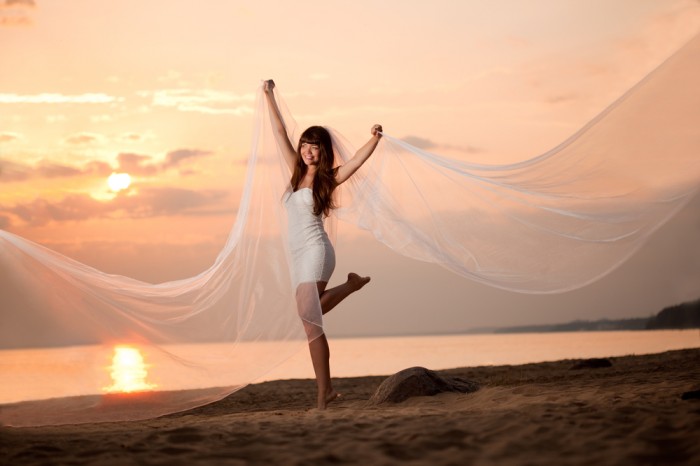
[491,298,700,334]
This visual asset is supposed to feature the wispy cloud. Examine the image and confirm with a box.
[46,114,67,123]
[0,158,111,182]
[5,0,36,6]
[116,148,212,176]
[8,194,103,224]
[401,135,482,154]
[142,89,255,115]
[63,132,105,145]
[115,153,158,177]
[0,158,31,181]
[35,161,82,178]
[118,132,147,143]
[0,93,120,104]
[163,149,211,169]
[544,93,581,105]
[0,147,211,183]
[0,0,36,27]
[114,187,229,218]
[1,187,230,226]
[0,132,22,143]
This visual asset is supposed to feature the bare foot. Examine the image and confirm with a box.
[317,389,341,410]
[347,272,371,292]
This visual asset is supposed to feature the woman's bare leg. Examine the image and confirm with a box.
[304,274,370,409]
[319,273,371,315]
[307,330,339,409]
[302,281,339,409]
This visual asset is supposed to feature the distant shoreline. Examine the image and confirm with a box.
[490,298,700,334]
[329,298,700,338]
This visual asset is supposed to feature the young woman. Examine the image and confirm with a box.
[263,79,381,409]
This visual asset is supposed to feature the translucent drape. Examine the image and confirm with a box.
[332,32,700,292]
[0,88,314,426]
[1,32,699,426]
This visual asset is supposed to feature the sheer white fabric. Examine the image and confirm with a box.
[1,32,699,426]
[331,32,700,293]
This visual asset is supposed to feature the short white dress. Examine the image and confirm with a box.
[284,187,336,288]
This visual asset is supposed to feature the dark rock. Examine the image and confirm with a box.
[570,358,613,370]
[681,389,700,400]
[369,367,479,404]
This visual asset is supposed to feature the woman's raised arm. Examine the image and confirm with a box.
[335,124,382,185]
[263,80,297,173]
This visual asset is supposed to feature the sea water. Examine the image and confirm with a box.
[1,330,698,404]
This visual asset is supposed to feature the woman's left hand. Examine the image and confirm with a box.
[371,124,383,138]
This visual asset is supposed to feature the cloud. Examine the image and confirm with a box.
[8,194,102,225]
[117,148,212,175]
[5,0,36,6]
[63,132,104,145]
[401,135,482,154]
[46,114,67,123]
[116,153,158,176]
[118,132,144,143]
[35,161,82,178]
[1,187,230,226]
[0,214,10,229]
[0,158,30,181]
[84,160,112,176]
[157,70,188,86]
[90,114,113,123]
[401,136,438,150]
[163,149,212,169]
[0,157,113,182]
[545,93,580,105]
[0,93,119,104]
[1,146,212,184]
[0,0,35,27]
[111,187,229,218]
[143,89,255,115]
[0,132,21,143]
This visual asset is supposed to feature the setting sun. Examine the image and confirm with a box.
[107,172,131,192]
[103,346,157,394]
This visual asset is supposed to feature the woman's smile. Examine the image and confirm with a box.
[301,142,320,165]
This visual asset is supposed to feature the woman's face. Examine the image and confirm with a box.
[300,142,321,166]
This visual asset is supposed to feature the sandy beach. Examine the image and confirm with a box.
[1,347,699,465]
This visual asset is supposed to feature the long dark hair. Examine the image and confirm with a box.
[291,126,337,216]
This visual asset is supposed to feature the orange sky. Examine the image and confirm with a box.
[1,0,700,333]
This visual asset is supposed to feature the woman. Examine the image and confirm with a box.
[263,79,382,409]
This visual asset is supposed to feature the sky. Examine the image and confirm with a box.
[1,0,700,337]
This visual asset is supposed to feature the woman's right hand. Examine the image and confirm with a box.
[263,79,275,93]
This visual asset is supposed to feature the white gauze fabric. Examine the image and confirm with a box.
[1,32,699,426]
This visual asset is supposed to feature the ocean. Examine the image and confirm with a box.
[1,329,698,404]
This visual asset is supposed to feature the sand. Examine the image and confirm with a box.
[1,348,699,465]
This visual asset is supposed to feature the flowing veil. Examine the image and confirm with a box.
[1,32,699,426]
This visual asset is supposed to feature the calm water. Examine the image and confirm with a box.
[1,330,698,404]
[264,329,700,381]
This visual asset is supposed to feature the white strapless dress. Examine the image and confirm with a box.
[284,188,335,288]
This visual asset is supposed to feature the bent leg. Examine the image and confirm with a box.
[319,273,371,315]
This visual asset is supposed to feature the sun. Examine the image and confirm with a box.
[103,345,157,394]
[107,172,131,192]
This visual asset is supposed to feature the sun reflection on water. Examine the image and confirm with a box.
[103,345,157,394]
